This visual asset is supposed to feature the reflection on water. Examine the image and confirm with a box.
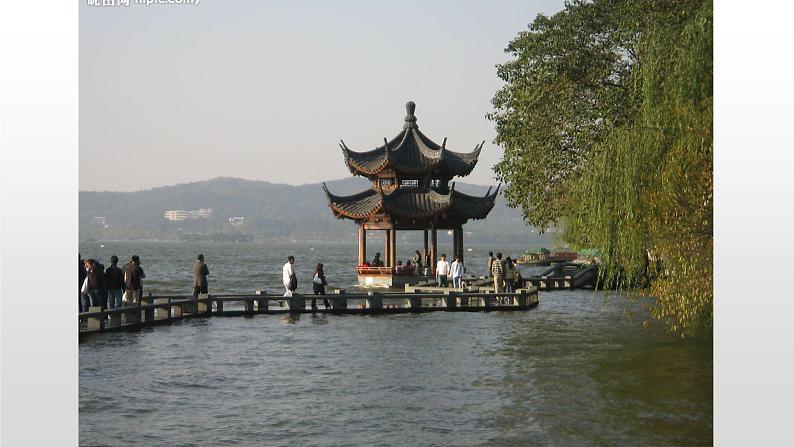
[79,241,711,446]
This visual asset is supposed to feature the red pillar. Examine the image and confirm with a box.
[430,222,437,274]
[358,225,366,265]
[384,229,391,267]
[390,228,397,268]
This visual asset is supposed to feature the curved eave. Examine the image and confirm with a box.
[340,131,483,178]
[340,140,390,176]
[381,189,451,218]
[322,184,383,220]
[323,183,499,222]
[450,183,500,220]
[440,142,483,177]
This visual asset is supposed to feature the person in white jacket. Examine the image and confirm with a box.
[436,254,450,287]
[450,255,466,288]
[282,255,296,296]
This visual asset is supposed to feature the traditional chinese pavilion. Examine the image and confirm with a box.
[323,101,499,286]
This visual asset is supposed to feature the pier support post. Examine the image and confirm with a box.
[408,296,422,310]
[172,301,183,318]
[141,294,155,323]
[483,293,494,309]
[215,299,224,313]
[123,305,140,325]
[517,289,527,307]
[87,306,104,331]
[285,293,305,312]
[108,311,121,328]
[255,290,268,312]
[444,291,457,309]
[154,298,169,320]
[197,293,210,314]
[331,289,347,311]
[366,292,383,311]
[245,298,255,314]
[184,296,197,314]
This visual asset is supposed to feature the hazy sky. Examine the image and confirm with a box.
[80,0,565,192]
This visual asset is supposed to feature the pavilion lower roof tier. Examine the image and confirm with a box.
[339,102,483,178]
[322,183,500,223]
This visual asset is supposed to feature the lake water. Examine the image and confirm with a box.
[79,241,712,446]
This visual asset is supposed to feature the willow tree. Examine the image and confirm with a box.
[490,0,712,335]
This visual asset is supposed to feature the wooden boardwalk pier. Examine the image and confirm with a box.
[78,286,539,338]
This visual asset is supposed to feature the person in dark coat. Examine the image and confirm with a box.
[192,254,210,297]
[104,255,125,309]
[312,262,329,310]
[122,255,145,306]
[96,261,108,309]
[79,253,86,311]
[412,250,423,275]
[84,259,103,309]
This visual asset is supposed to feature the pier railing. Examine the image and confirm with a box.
[78,287,538,336]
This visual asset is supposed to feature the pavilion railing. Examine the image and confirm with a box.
[356,266,394,275]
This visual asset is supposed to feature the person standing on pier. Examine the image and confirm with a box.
[403,260,415,275]
[283,255,297,296]
[122,255,145,305]
[97,260,108,309]
[436,254,450,287]
[451,255,466,288]
[371,252,383,267]
[104,255,125,310]
[312,262,328,310]
[487,251,495,278]
[512,259,523,293]
[79,253,86,311]
[84,259,103,309]
[412,250,423,275]
[491,252,505,294]
[504,257,516,294]
[193,254,210,297]
[81,259,99,311]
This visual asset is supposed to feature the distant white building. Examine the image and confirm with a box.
[165,208,214,221]
[191,208,214,219]
[228,216,245,225]
[164,210,190,221]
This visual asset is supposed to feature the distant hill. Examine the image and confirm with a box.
[79,177,554,245]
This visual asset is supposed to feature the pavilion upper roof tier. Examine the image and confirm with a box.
[322,182,500,223]
[340,101,483,178]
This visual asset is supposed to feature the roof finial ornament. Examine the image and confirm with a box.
[404,100,418,129]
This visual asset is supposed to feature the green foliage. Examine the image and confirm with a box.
[492,0,712,335]
[488,0,641,228]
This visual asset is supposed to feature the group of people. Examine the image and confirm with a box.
[362,250,430,276]
[434,254,466,288]
[487,251,523,293]
[79,250,523,313]
[78,254,145,312]
[281,255,329,310]
[362,249,471,288]
[79,252,207,313]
